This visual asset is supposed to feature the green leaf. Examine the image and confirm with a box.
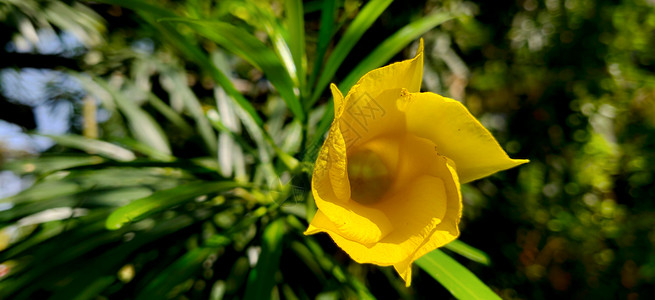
[303,0,323,14]
[285,0,306,94]
[415,249,500,300]
[160,18,305,121]
[289,240,326,282]
[301,237,374,298]
[92,77,172,156]
[444,239,491,266]
[137,247,219,299]
[69,276,115,300]
[92,0,264,126]
[243,218,285,300]
[308,0,337,97]
[105,181,241,230]
[111,138,174,161]
[42,134,135,161]
[2,154,104,175]
[226,1,298,91]
[146,92,194,134]
[1,180,81,205]
[162,70,218,154]
[213,85,247,179]
[309,0,393,107]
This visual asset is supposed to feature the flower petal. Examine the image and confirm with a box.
[338,88,408,150]
[313,89,410,245]
[335,38,423,147]
[402,92,529,183]
[393,160,461,286]
[304,201,392,245]
[307,174,448,265]
[311,131,394,245]
[330,83,345,117]
[307,134,462,268]
[347,39,424,100]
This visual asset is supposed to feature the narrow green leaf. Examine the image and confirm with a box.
[226,1,298,89]
[309,0,393,107]
[112,138,174,161]
[308,0,336,97]
[2,154,104,175]
[1,181,81,205]
[105,181,241,230]
[302,237,374,298]
[41,215,198,300]
[303,0,323,14]
[160,18,305,121]
[162,70,218,154]
[69,276,115,300]
[213,85,247,180]
[285,0,306,94]
[137,247,218,299]
[146,92,194,134]
[92,77,172,156]
[289,240,326,282]
[444,239,491,266]
[92,0,264,126]
[415,249,500,300]
[41,134,135,161]
[243,218,286,300]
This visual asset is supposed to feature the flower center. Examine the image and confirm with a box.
[347,149,393,205]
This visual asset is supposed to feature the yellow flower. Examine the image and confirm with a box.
[304,39,528,286]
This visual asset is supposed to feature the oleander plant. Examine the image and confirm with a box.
[1,0,655,299]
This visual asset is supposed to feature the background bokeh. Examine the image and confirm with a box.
[1,0,654,299]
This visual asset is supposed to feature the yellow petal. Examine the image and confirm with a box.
[330,83,345,117]
[306,134,461,270]
[338,88,408,150]
[335,39,423,147]
[307,174,448,265]
[393,160,461,286]
[311,133,394,244]
[402,92,529,183]
[326,122,350,201]
[304,202,392,245]
[347,39,424,101]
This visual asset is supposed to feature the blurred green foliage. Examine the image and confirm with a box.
[0,0,654,299]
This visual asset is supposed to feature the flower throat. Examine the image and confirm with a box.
[347,149,393,205]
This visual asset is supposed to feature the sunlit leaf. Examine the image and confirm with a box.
[243,218,285,300]
[105,181,242,230]
[285,0,306,94]
[2,154,104,175]
[159,18,305,122]
[415,249,501,300]
[444,239,491,266]
[214,85,247,180]
[92,77,172,156]
[41,134,135,161]
[226,1,298,87]
[161,70,218,154]
[92,0,264,126]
